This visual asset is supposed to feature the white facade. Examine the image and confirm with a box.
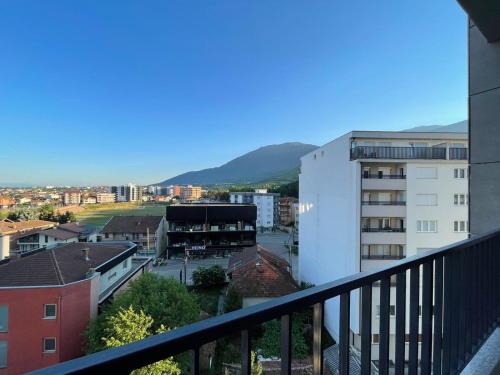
[229,190,279,230]
[112,183,142,202]
[299,131,468,360]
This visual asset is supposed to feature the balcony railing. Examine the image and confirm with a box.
[33,229,500,375]
[351,146,447,160]
[449,147,468,160]
[362,173,406,179]
[362,227,406,233]
[361,201,406,206]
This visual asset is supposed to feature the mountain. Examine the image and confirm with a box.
[158,142,319,186]
[404,120,467,133]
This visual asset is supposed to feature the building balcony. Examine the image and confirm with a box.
[361,230,406,245]
[351,146,447,160]
[35,228,500,375]
[361,203,406,218]
[449,147,468,160]
[362,177,406,190]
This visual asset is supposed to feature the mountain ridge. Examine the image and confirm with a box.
[157,142,319,186]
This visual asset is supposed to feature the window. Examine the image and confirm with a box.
[105,233,109,239]
[0,341,6,368]
[107,272,117,281]
[454,220,468,233]
[122,259,128,269]
[454,194,467,206]
[416,194,437,206]
[43,338,56,353]
[0,306,7,332]
[416,167,437,179]
[417,220,437,233]
[44,304,57,319]
[372,334,380,343]
[44,235,48,243]
[454,168,467,179]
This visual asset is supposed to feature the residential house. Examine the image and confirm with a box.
[100,216,167,257]
[0,220,56,260]
[227,245,297,308]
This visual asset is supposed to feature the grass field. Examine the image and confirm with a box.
[76,203,168,228]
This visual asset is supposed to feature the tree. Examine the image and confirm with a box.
[223,351,262,375]
[86,273,200,353]
[39,204,56,221]
[224,287,242,313]
[101,306,180,375]
[192,265,226,289]
[7,207,38,221]
[257,316,308,359]
[57,211,76,224]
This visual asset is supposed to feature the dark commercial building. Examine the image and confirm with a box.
[457,0,500,235]
[165,204,256,257]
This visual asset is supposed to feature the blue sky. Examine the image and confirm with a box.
[0,1,467,186]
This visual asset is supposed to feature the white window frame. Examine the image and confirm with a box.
[417,220,438,233]
[43,337,57,353]
[43,304,57,320]
[454,220,468,233]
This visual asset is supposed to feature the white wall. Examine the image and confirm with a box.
[0,235,10,259]
[299,133,361,338]
[254,195,274,229]
[99,257,132,294]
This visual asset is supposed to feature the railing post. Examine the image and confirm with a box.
[241,329,251,375]
[409,266,420,375]
[395,272,406,374]
[280,314,292,375]
[421,262,433,375]
[433,257,444,375]
[361,284,372,375]
[339,293,350,375]
[313,302,323,375]
[190,347,200,375]
[378,277,390,375]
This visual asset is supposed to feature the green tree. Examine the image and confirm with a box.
[257,316,308,359]
[192,265,226,289]
[224,287,242,313]
[57,211,76,224]
[38,204,55,221]
[101,306,180,375]
[7,207,38,221]
[86,273,200,353]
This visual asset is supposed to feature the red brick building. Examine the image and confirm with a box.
[0,242,151,374]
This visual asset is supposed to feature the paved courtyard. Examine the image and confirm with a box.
[153,230,299,284]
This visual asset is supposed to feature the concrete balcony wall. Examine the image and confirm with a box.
[362,178,406,190]
[361,205,406,218]
[361,232,406,245]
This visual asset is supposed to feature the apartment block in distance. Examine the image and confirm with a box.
[111,184,142,202]
[299,131,468,362]
[0,242,152,374]
[229,189,279,231]
[96,192,116,204]
[62,190,81,206]
[165,204,257,257]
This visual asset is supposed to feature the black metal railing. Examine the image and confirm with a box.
[362,173,406,179]
[361,254,405,260]
[362,227,406,233]
[351,146,447,160]
[32,230,500,375]
[361,201,406,206]
[449,148,468,160]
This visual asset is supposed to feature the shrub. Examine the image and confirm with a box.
[192,265,226,289]
[224,287,243,313]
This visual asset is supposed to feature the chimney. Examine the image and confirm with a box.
[82,247,90,262]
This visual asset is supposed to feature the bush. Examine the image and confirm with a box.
[192,265,226,289]
[224,287,243,313]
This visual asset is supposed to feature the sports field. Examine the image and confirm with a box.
[76,203,168,228]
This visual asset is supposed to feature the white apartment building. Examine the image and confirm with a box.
[112,183,142,202]
[299,131,468,362]
[96,192,116,203]
[229,189,279,231]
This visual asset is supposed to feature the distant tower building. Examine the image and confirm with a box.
[111,184,142,202]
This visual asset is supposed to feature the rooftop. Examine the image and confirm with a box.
[228,245,298,298]
[0,219,55,235]
[0,242,135,287]
[101,216,164,234]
